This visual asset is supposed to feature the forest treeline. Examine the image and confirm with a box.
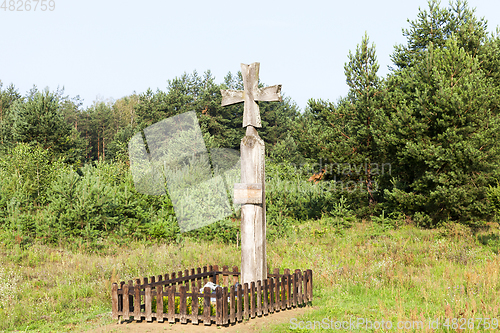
[1,0,500,246]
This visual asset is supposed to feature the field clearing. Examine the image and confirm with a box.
[1,219,500,332]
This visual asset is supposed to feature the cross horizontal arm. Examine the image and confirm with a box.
[220,62,282,128]
[254,85,282,102]
[221,90,244,107]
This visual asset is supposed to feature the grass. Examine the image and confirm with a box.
[1,219,500,332]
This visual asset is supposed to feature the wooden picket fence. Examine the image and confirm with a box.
[111,265,313,326]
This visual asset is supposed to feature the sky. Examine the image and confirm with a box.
[1,0,500,112]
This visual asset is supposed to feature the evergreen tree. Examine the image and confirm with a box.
[380,0,500,225]
[391,0,488,70]
[297,33,386,210]
[134,70,299,153]
[382,33,500,224]
[105,95,140,162]
[342,32,386,204]
[0,82,23,149]
[7,87,84,163]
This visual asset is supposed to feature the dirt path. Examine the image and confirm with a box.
[85,306,314,333]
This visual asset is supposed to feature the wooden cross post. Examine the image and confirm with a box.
[221,62,282,284]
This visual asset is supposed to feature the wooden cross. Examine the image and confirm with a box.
[221,62,282,128]
[220,62,282,284]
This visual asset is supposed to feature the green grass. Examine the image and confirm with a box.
[1,219,500,332]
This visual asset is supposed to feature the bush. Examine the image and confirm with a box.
[0,142,68,208]
[265,160,340,221]
[45,160,175,240]
[487,182,500,221]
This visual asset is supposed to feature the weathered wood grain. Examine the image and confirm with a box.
[250,281,256,318]
[256,280,262,316]
[145,284,152,321]
[216,286,223,326]
[240,126,267,285]
[234,183,262,204]
[223,265,228,287]
[230,285,235,324]
[157,284,164,322]
[168,286,175,323]
[191,289,198,324]
[112,283,118,320]
[263,279,268,315]
[220,62,282,286]
[220,62,282,128]
[237,283,242,322]
[203,287,211,325]
[269,278,274,314]
[180,285,187,324]
[134,279,141,321]
[243,282,249,319]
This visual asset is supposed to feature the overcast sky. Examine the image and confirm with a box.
[1,0,499,111]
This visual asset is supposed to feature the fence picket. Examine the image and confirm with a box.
[180,285,187,324]
[203,287,211,325]
[232,266,239,285]
[292,272,297,307]
[127,280,133,314]
[308,269,313,302]
[263,279,268,315]
[182,269,188,290]
[243,283,249,319]
[283,269,291,308]
[213,265,219,285]
[256,280,262,316]
[118,282,124,316]
[281,275,287,310]
[297,270,303,304]
[112,283,118,320]
[250,281,256,318]
[145,284,152,321]
[223,265,228,287]
[123,284,130,320]
[237,283,242,322]
[230,285,235,323]
[168,285,175,323]
[134,279,141,321]
[223,287,228,325]
[216,286,223,326]
[190,289,198,324]
[302,270,306,303]
[275,275,280,311]
[122,284,130,320]
[196,267,202,290]
[269,278,275,313]
[157,284,164,322]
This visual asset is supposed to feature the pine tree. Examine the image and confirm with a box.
[133,70,299,153]
[0,82,22,149]
[299,33,385,209]
[382,33,500,224]
[7,88,80,159]
[391,0,488,70]
[342,32,385,204]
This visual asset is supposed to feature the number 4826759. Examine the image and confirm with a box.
[1,0,55,11]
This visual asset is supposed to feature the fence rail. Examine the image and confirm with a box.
[111,265,313,326]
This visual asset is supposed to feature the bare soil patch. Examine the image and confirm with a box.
[85,306,314,333]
